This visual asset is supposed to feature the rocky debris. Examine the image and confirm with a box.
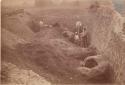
[77,55,114,83]
[28,19,53,33]
[52,22,60,27]
[62,31,74,42]
[28,19,41,32]
[39,21,52,28]
[1,62,51,85]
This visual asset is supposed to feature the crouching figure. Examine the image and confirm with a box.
[77,55,114,83]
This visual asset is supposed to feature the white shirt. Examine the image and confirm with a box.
[75,35,79,40]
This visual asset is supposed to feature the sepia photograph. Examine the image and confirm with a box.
[1,0,125,85]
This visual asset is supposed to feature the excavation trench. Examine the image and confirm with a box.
[2,6,123,84]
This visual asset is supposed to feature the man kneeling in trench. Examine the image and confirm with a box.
[77,55,114,83]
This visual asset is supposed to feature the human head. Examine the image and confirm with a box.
[75,32,78,34]
[76,21,82,27]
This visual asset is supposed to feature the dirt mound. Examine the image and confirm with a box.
[1,10,35,41]
[2,29,28,49]
[87,4,123,52]
[14,38,99,84]
[87,3,125,84]
[34,27,64,40]
[77,55,114,83]
[1,62,51,85]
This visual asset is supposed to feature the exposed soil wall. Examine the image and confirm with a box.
[87,4,125,84]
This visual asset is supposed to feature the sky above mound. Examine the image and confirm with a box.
[112,0,125,13]
[1,0,124,8]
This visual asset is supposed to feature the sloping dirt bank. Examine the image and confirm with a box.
[87,4,125,84]
[87,5,123,52]
[1,62,51,85]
